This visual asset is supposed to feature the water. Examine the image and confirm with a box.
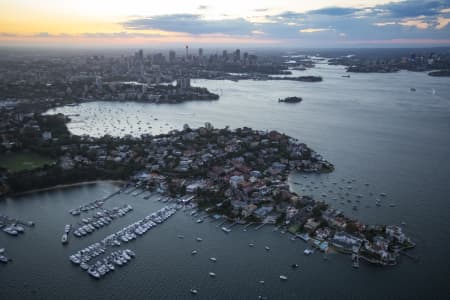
[2,63,450,298]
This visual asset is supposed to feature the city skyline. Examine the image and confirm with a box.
[1,0,450,47]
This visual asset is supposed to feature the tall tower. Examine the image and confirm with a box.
[185,45,189,61]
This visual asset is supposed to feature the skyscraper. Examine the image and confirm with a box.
[169,50,176,64]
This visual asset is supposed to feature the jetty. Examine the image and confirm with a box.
[69,189,121,216]
[255,223,266,231]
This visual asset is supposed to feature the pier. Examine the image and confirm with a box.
[255,223,266,231]
[228,222,238,229]
[216,220,227,228]
[244,222,254,230]
[69,189,121,216]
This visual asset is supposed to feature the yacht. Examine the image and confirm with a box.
[291,263,299,268]
[88,268,100,279]
[208,272,216,277]
[0,255,9,263]
[249,243,255,247]
[304,248,313,255]
[107,263,115,271]
[196,237,203,242]
[3,227,18,236]
[190,288,198,295]
[221,227,231,233]
[191,250,198,255]
[209,257,217,262]
[196,219,203,224]
[61,233,68,244]
[265,246,270,251]
[279,275,288,281]
[15,225,25,233]
[64,224,71,233]
[125,249,135,257]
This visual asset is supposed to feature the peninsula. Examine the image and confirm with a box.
[0,100,415,267]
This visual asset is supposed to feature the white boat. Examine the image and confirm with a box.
[191,250,198,255]
[209,257,217,262]
[0,255,9,264]
[15,225,25,233]
[265,246,270,251]
[304,249,313,255]
[190,288,198,295]
[249,243,255,247]
[209,272,216,277]
[221,227,231,233]
[196,237,203,242]
[279,275,288,281]
[61,233,68,244]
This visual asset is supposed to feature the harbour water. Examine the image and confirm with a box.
[2,62,450,298]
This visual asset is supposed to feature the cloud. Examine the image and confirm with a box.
[299,28,330,33]
[251,30,265,35]
[81,32,164,38]
[436,16,450,28]
[399,18,430,29]
[0,32,17,37]
[308,7,361,16]
[373,21,397,26]
[122,14,255,35]
[378,0,449,18]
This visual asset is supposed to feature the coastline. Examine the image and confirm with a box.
[4,180,125,199]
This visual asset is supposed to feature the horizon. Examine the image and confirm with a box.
[1,0,450,48]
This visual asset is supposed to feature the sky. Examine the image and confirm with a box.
[1,0,450,48]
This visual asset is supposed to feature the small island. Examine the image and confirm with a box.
[278,97,302,103]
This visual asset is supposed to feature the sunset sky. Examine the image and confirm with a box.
[1,0,450,47]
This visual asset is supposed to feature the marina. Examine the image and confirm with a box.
[69,189,121,216]
[69,204,177,278]
[0,213,34,237]
[72,205,133,238]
